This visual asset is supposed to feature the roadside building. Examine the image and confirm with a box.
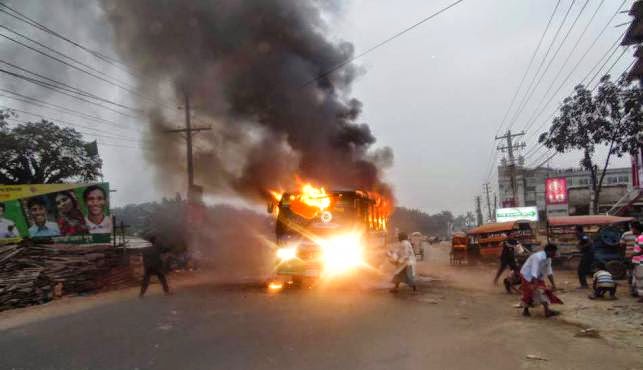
[616,2,643,217]
[622,0,643,83]
[498,165,634,218]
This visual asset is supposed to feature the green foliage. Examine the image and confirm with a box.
[538,74,642,213]
[0,110,103,184]
[390,207,454,237]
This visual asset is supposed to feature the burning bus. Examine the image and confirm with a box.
[267,184,389,289]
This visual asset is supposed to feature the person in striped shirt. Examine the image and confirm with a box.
[589,262,616,300]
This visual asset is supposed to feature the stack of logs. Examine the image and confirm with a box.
[0,242,139,311]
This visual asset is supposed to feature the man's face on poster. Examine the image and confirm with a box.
[86,189,106,217]
[30,204,47,226]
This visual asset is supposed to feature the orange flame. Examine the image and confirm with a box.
[298,183,331,211]
[269,190,283,202]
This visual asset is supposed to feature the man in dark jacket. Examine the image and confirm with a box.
[139,236,170,297]
[576,226,594,289]
[493,238,519,285]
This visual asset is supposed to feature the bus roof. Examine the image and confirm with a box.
[548,215,634,227]
[467,220,528,235]
[280,190,379,203]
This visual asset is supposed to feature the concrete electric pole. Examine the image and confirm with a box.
[483,183,493,222]
[475,196,483,226]
[164,91,212,198]
[495,130,526,207]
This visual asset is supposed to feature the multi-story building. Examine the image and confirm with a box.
[622,0,643,83]
[498,164,633,218]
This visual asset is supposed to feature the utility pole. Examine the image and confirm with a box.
[475,196,483,226]
[483,183,493,222]
[164,91,211,198]
[495,130,526,207]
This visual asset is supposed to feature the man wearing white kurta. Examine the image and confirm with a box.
[520,244,561,317]
[390,232,417,293]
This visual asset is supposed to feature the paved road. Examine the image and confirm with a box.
[1,270,642,370]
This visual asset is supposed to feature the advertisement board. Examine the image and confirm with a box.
[0,183,112,245]
[633,147,643,189]
[496,206,539,222]
[545,177,568,205]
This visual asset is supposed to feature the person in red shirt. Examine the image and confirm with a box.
[54,191,88,236]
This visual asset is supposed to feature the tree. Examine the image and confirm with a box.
[0,110,102,184]
[538,75,642,214]
[390,207,455,237]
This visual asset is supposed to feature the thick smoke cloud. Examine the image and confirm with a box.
[100,0,393,201]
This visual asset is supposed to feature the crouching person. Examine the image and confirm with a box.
[520,243,562,317]
[589,262,617,300]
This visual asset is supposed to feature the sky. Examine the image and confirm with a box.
[0,0,636,215]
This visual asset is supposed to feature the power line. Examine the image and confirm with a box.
[0,105,148,143]
[523,30,626,151]
[528,150,557,168]
[4,116,146,144]
[510,0,592,131]
[0,24,133,89]
[494,0,562,137]
[0,59,140,112]
[482,0,562,183]
[524,41,633,166]
[588,45,629,88]
[98,142,153,152]
[0,10,213,128]
[0,67,141,119]
[521,0,606,132]
[0,3,126,70]
[0,31,142,99]
[506,0,578,132]
[0,89,140,132]
[521,1,628,135]
[303,0,465,86]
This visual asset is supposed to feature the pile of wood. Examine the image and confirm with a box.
[0,242,134,311]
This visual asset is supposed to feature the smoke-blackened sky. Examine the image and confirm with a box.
[0,0,633,214]
[100,0,393,201]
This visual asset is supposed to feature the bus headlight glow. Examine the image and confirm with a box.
[320,233,364,275]
[276,246,297,261]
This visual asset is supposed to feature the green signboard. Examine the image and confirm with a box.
[495,206,539,222]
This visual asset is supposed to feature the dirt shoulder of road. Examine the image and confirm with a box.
[420,243,643,350]
[0,271,209,331]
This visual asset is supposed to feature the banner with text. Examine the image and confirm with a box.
[496,206,539,222]
[0,183,112,245]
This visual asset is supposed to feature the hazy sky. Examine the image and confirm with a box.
[0,0,635,215]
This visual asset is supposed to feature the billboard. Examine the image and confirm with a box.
[0,183,112,245]
[545,177,568,205]
[496,207,539,222]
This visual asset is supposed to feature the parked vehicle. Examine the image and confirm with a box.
[466,220,538,264]
[450,231,468,265]
[546,215,633,279]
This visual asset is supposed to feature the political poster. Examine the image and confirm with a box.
[0,183,112,245]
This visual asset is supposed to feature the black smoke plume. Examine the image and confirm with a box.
[101,0,393,201]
